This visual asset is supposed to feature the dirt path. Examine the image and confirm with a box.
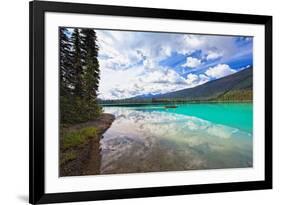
[60,113,115,176]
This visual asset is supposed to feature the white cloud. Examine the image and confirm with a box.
[99,63,236,100]
[205,64,236,79]
[97,30,144,71]
[99,62,236,100]
[182,57,202,68]
[186,73,199,84]
[198,74,210,82]
[206,50,223,60]
[175,37,199,55]
[98,65,144,99]
[94,29,251,99]
[96,31,209,72]
[142,58,157,70]
[99,65,212,100]
[186,73,210,87]
[183,35,205,49]
[139,69,186,85]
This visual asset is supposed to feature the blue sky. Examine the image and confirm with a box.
[92,30,253,100]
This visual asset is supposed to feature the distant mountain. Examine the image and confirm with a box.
[131,67,252,102]
[100,67,253,104]
[130,93,156,99]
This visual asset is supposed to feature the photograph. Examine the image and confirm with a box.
[28,1,272,203]
[59,27,253,177]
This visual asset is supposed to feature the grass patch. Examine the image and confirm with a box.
[60,151,77,165]
[62,127,98,149]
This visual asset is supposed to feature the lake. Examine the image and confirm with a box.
[99,103,253,174]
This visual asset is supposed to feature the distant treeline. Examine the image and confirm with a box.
[99,89,253,105]
[216,90,252,101]
[60,27,101,124]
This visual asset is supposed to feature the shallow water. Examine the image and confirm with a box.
[100,103,253,174]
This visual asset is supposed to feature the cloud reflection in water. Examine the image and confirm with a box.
[100,107,252,174]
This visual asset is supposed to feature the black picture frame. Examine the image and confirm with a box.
[29,1,272,204]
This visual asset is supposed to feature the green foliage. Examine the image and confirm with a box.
[59,27,74,96]
[62,127,98,149]
[82,29,100,100]
[60,95,102,124]
[59,27,101,124]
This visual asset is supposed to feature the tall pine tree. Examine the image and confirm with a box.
[60,27,101,124]
[71,28,84,97]
[81,29,100,100]
[59,27,73,96]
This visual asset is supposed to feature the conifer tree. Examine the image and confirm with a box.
[60,27,101,124]
[59,27,73,96]
[81,29,100,100]
[71,28,84,97]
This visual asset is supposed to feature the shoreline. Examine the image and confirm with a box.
[60,113,115,177]
[100,100,253,107]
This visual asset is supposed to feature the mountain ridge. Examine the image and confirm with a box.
[132,67,253,101]
[100,67,253,103]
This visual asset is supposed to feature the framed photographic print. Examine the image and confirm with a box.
[29,0,272,204]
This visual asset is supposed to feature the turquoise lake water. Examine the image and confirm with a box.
[100,103,253,174]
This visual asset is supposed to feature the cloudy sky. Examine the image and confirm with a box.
[95,29,253,100]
